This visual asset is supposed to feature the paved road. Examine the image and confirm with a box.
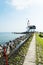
[23,34,36,65]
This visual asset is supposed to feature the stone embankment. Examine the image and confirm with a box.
[0,35,27,57]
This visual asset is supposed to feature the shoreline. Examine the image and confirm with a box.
[0,34,27,57]
[0,32,24,45]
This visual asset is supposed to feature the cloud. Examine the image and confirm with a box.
[6,0,43,10]
[32,0,43,6]
[11,0,32,9]
[6,0,32,10]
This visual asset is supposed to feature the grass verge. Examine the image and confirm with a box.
[36,33,43,65]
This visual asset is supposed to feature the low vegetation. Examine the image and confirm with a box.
[36,33,43,65]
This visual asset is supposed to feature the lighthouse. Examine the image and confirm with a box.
[27,20,36,32]
[27,20,30,27]
[27,20,30,32]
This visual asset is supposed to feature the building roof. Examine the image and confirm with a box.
[28,25,36,29]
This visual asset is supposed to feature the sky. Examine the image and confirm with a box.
[0,0,43,32]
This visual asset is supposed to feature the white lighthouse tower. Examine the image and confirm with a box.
[27,20,30,27]
[27,20,30,32]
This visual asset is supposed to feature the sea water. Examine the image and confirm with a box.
[0,32,24,45]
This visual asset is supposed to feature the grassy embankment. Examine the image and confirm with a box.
[8,34,33,65]
[36,33,43,65]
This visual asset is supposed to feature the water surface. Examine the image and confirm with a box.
[0,32,24,45]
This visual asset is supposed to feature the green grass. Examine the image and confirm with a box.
[36,33,43,48]
[36,33,43,65]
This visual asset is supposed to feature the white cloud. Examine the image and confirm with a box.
[11,0,32,9]
[6,0,32,10]
[32,0,43,6]
[6,0,43,10]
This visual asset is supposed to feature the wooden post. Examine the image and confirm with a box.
[3,47,8,65]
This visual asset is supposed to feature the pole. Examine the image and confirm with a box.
[3,47,8,65]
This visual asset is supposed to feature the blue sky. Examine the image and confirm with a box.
[0,0,43,32]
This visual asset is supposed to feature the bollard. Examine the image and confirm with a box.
[3,47,8,65]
